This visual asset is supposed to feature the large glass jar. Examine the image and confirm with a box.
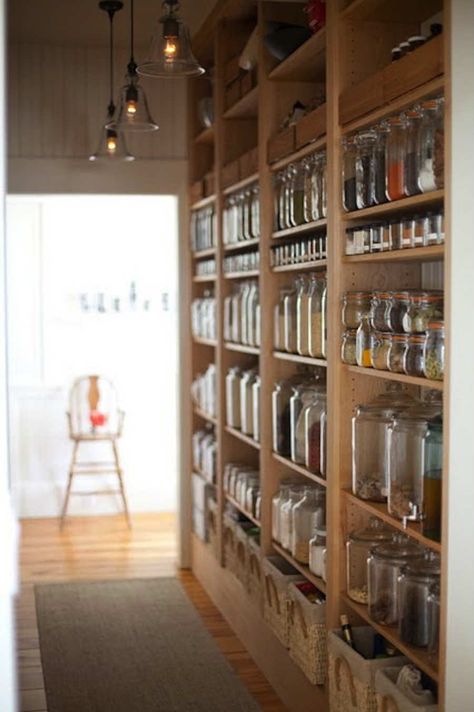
[272,482,292,543]
[374,122,389,205]
[231,285,242,343]
[311,153,324,221]
[386,115,407,201]
[342,291,372,329]
[274,171,284,231]
[296,276,310,356]
[388,334,408,374]
[320,152,328,218]
[245,475,261,516]
[402,293,443,333]
[291,486,325,564]
[370,292,392,332]
[422,417,443,542]
[289,162,305,227]
[427,581,440,657]
[223,294,232,341]
[368,538,425,625]
[304,392,327,473]
[308,273,325,358]
[356,314,373,367]
[303,156,314,223]
[342,136,357,212]
[284,282,298,353]
[280,485,305,551]
[240,281,251,345]
[252,375,261,443]
[423,320,445,380]
[309,527,327,579]
[226,367,242,428]
[387,291,410,332]
[398,555,441,647]
[250,184,260,238]
[355,130,377,209]
[240,369,257,435]
[403,107,423,196]
[403,334,426,377]
[274,288,288,351]
[247,282,259,347]
[291,384,321,464]
[272,376,302,456]
[418,97,444,193]
[346,518,394,604]
[371,332,391,371]
[321,276,328,359]
[341,329,357,365]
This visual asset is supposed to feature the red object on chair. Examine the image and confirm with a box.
[90,409,107,428]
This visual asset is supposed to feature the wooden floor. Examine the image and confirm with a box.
[16,513,286,712]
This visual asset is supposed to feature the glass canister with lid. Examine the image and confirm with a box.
[398,554,441,647]
[284,281,298,353]
[370,292,392,332]
[355,129,377,209]
[280,485,306,551]
[368,537,425,625]
[296,276,311,356]
[272,481,293,543]
[291,486,325,564]
[252,375,261,443]
[304,391,327,473]
[274,288,290,351]
[418,96,444,193]
[371,332,392,371]
[403,106,423,196]
[342,291,372,329]
[427,581,440,657]
[423,320,445,380]
[309,526,327,579]
[388,333,409,374]
[303,156,315,223]
[226,366,242,428]
[356,314,374,368]
[346,518,394,604]
[240,369,257,435]
[291,383,323,464]
[386,291,410,333]
[404,334,426,377]
[422,416,443,542]
[342,136,357,212]
[341,329,357,365]
[374,121,389,205]
[272,374,307,456]
[402,292,443,333]
[386,115,407,202]
[308,273,325,359]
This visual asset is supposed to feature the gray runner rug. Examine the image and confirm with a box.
[35,578,261,712]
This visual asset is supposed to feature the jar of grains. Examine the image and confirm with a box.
[423,320,444,380]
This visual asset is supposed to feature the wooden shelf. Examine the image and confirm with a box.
[192,247,216,259]
[343,191,444,222]
[343,490,441,554]
[224,425,260,450]
[224,342,260,355]
[273,259,327,273]
[223,86,258,119]
[225,493,260,527]
[342,595,439,682]
[193,274,217,283]
[193,467,217,487]
[268,28,326,83]
[224,270,260,279]
[346,364,443,391]
[269,136,326,172]
[194,125,215,145]
[341,0,443,23]
[343,245,444,264]
[191,194,216,211]
[274,351,327,368]
[224,237,260,253]
[272,542,327,595]
[223,172,259,195]
[193,337,217,347]
[272,219,327,239]
[272,453,327,488]
[194,407,217,426]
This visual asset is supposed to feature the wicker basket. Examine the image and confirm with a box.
[328,627,407,712]
[262,556,304,647]
[223,512,237,574]
[375,668,438,712]
[246,536,263,612]
[207,498,219,560]
[234,524,250,588]
[288,583,327,685]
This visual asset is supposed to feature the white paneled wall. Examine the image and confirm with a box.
[8,43,188,160]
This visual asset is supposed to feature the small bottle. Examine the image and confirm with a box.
[340,614,355,649]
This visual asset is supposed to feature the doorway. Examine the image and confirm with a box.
[6,194,179,522]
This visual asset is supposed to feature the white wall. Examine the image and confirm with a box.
[7,195,179,518]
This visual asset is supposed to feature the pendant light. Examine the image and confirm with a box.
[89,1,135,162]
[109,0,159,132]
[137,0,205,78]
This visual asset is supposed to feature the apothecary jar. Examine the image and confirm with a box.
[398,554,441,648]
[291,486,325,564]
[423,320,445,380]
[346,518,393,605]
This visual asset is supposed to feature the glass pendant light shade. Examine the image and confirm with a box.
[89,106,135,162]
[109,64,159,132]
[137,1,205,78]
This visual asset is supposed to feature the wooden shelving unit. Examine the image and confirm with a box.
[186,1,449,709]
[192,274,216,283]
[225,492,260,527]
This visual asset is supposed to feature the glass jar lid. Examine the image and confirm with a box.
[349,517,393,544]
[401,553,441,579]
[427,320,445,332]
[371,538,425,563]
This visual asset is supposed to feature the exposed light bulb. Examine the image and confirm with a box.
[106,135,117,153]
[164,37,178,59]
[126,100,137,116]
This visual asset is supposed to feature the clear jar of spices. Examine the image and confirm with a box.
[284,282,298,353]
[374,122,389,205]
[403,107,423,196]
[423,320,444,380]
[386,115,407,202]
[355,130,377,209]
[403,334,426,377]
[371,332,392,370]
[370,292,392,332]
[387,291,410,332]
[388,333,409,373]
[342,291,372,329]
[403,293,443,333]
[272,482,292,543]
[341,329,357,365]
[356,314,373,368]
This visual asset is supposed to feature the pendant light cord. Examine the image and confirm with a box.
[130,0,135,66]
[109,10,115,110]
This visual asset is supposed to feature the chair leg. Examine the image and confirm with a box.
[112,439,131,529]
[60,440,79,529]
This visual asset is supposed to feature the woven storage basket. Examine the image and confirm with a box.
[375,668,438,712]
[207,498,219,560]
[263,556,304,647]
[223,512,237,574]
[328,627,407,712]
[246,536,263,612]
[288,583,327,685]
[234,524,250,588]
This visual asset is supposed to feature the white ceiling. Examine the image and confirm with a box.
[8,0,217,48]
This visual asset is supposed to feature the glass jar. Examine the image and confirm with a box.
[247,282,259,347]
[310,153,323,221]
[389,218,402,250]
[291,486,325,564]
[240,281,251,345]
[240,369,257,435]
[403,334,426,377]
[304,392,327,473]
[319,152,328,219]
[225,367,241,428]
[252,375,261,443]
[370,292,392,332]
[342,291,372,329]
[418,97,444,193]
[250,184,260,238]
[287,162,304,227]
[341,329,357,365]
[223,294,233,341]
[321,276,328,359]
[403,107,423,196]
[242,189,252,240]
[387,291,410,333]
[371,332,392,371]
[422,417,443,542]
[280,485,305,551]
[388,333,408,373]
[402,293,443,333]
[386,115,407,201]
[245,475,261,516]
[309,527,327,579]
[231,285,242,343]
[291,384,321,464]
[423,320,444,380]
[427,581,440,657]
[342,136,357,212]
[303,156,314,223]
[356,314,373,368]
[398,555,441,647]
[368,538,425,625]
[308,273,325,358]
[374,122,389,205]
[296,276,310,356]
[272,482,292,543]
[355,130,377,209]
[272,376,301,456]
[284,282,298,353]
[346,518,394,604]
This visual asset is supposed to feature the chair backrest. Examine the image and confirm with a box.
[68,375,122,437]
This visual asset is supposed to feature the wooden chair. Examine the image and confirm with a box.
[61,375,131,528]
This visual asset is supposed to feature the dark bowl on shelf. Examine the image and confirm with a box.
[264,24,312,62]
